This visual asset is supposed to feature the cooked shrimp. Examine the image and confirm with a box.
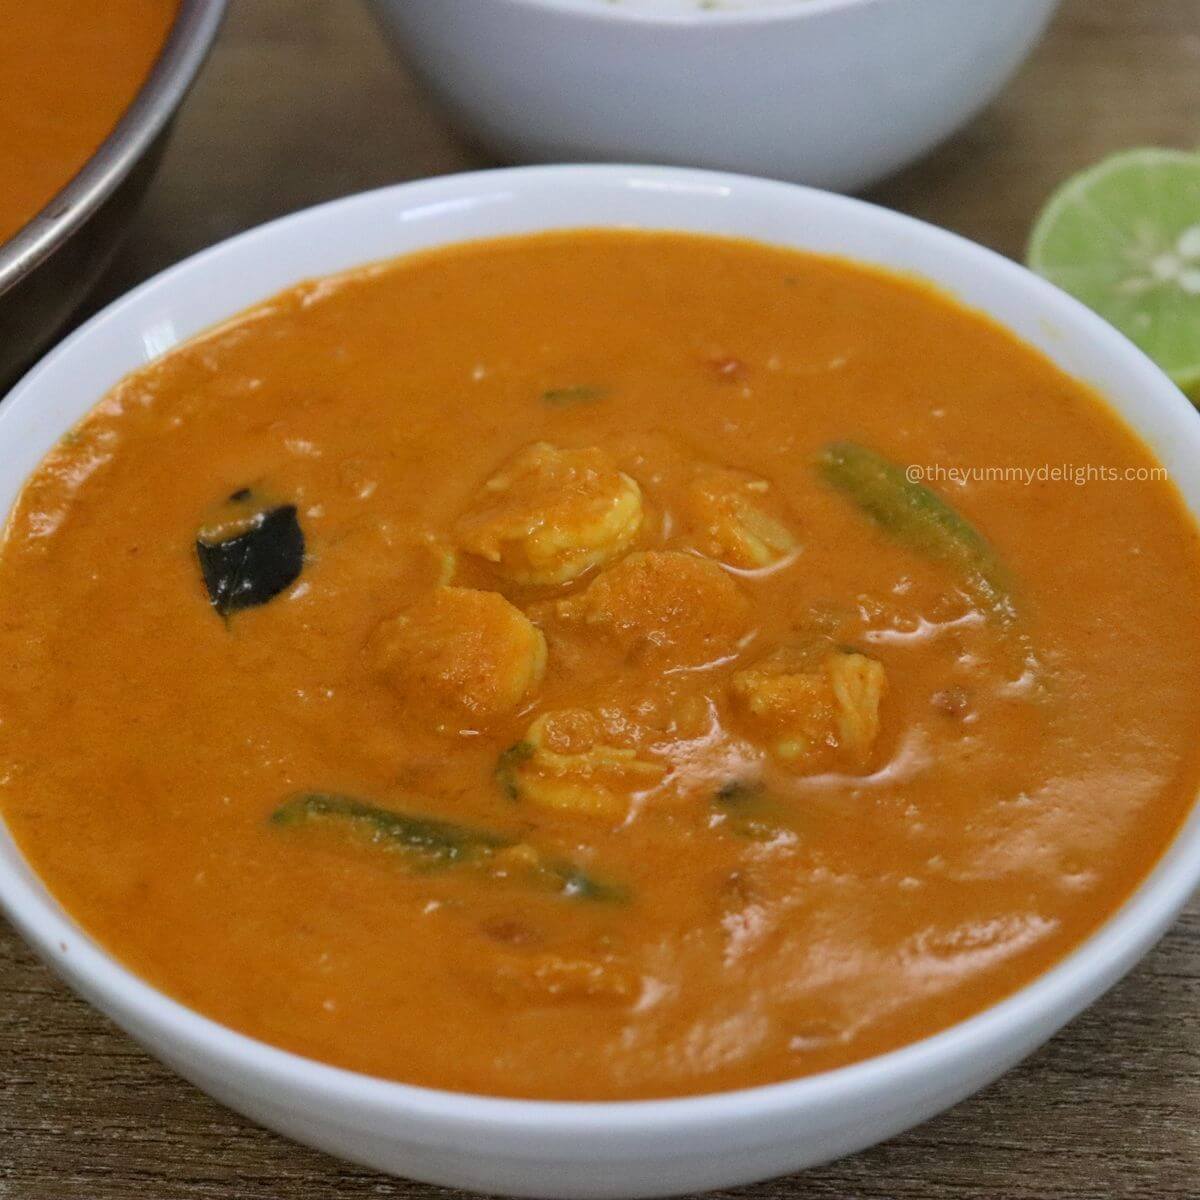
[370,586,546,732]
[681,466,798,569]
[457,442,643,585]
[557,550,749,669]
[504,708,665,819]
[731,646,886,770]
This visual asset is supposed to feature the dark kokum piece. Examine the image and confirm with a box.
[196,504,304,617]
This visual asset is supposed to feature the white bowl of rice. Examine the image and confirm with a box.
[369,0,1060,192]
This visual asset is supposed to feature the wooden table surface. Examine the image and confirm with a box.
[3,1,1200,1196]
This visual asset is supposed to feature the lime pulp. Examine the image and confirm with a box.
[1027,148,1200,398]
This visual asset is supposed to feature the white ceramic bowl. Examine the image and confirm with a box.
[368,0,1061,192]
[1,165,1198,1198]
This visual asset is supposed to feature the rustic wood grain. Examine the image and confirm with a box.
[3,0,1200,1196]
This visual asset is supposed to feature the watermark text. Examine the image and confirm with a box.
[904,462,1167,488]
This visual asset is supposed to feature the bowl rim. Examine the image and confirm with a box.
[0,0,226,298]
[425,0,886,27]
[1,162,1199,1139]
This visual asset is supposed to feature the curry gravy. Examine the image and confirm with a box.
[1,232,1198,1099]
[0,0,177,245]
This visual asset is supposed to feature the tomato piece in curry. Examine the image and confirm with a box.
[1,231,1198,1101]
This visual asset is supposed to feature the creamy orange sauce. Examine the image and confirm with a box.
[1,231,1198,1100]
[0,0,178,245]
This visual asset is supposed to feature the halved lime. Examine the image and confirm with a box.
[1028,148,1200,398]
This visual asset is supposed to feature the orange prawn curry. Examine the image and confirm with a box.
[0,0,177,245]
[2,231,1199,1101]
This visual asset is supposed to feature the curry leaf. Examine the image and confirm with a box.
[713,780,799,841]
[271,792,628,903]
[818,441,1015,623]
[271,792,506,864]
[494,740,534,801]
